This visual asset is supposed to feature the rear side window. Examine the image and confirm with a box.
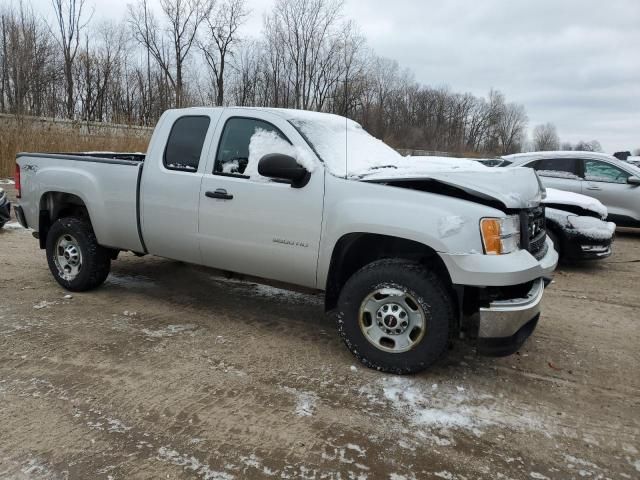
[214,117,289,175]
[164,116,211,172]
[528,158,580,179]
[584,160,630,184]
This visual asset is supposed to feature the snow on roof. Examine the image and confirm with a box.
[543,188,607,218]
[503,151,617,162]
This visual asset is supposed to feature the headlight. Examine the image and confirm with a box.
[480,215,521,255]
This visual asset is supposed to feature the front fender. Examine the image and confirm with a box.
[317,176,502,288]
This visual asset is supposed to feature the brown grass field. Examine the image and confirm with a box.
[0,115,151,178]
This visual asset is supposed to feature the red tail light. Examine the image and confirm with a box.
[15,163,21,198]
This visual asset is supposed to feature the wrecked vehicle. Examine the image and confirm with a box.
[500,151,640,228]
[14,108,557,373]
[0,187,10,229]
[543,188,616,261]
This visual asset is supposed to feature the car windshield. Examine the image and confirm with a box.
[285,110,402,178]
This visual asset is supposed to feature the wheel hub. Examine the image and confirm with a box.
[377,302,409,335]
[359,287,427,353]
[54,234,83,281]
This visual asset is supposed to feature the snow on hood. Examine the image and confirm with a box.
[547,208,616,240]
[543,188,608,219]
[277,109,542,209]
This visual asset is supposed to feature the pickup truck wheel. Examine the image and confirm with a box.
[336,259,454,374]
[46,217,111,291]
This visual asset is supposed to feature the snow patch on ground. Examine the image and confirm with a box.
[142,324,197,338]
[282,386,318,417]
[33,300,57,310]
[20,458,56,478]
[529,472,550,479]
[3,222,27,230]
[0,178,15,184]
[377,377,545,438]
[107,418,132,433]
[157,446,234,480]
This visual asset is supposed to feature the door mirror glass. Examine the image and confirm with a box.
[258,154,311,188]
[627,176,640,186]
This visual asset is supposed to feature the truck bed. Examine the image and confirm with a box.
[16,151,146,253]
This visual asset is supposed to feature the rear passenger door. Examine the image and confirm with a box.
[526,157,582,193]
[141,113,220,264]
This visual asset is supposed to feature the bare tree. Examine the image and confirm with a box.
[266,0,344,110]
[560,141,573,151]
[532,122,560,151]
[575,140,602,152]
[492,94,528,155]
[200,0,248,106]
[128,0,211,107]
[51,0,91,117]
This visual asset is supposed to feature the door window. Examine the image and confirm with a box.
[583,160,630,184]
[527,158,580,179]
[164,116,211,172]
[214,117,290,176]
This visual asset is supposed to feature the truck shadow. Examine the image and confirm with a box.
[100,254,496,376]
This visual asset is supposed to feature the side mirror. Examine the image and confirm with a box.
[258,153,310,188]
[627,176,640,186]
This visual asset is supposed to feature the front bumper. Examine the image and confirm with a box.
[439,237,558,287]
[563,231,613,261]
[476,277,545,356]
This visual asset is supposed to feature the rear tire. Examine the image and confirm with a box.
[46,217,111,291]
[335,259,455,374]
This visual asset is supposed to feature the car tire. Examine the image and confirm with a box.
[46,217,111,291]
[335,258,455,374]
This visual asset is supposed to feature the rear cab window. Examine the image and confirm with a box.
[528,158,580,179]
[164,116,211,172]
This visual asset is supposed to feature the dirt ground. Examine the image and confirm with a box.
[1,181,639,480]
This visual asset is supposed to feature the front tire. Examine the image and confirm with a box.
[336,259,455,374]
[46,217,111,291]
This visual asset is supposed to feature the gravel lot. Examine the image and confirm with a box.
[1,181,639,479]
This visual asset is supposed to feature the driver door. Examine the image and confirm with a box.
[198,111,324,288]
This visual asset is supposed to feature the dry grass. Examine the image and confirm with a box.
[0,116,151,178]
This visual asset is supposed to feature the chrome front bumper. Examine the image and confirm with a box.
[476,278,545,356]
[478,278,544,339]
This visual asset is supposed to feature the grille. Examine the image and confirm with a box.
[521,206,548,260]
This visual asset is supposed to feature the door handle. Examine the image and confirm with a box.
[586,185,601,191]
[206,189,234,200]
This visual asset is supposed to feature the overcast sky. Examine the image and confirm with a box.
[31,0,640,153]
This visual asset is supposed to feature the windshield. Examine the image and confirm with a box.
[281,109,503,179]
[285,110,402,178]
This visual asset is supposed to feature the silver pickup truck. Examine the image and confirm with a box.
[14,107,557,373]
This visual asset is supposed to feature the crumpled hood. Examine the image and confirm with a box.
[362,167,543,209]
